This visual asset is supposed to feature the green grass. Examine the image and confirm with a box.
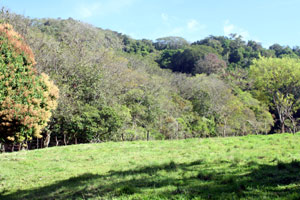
[1,133,300,199]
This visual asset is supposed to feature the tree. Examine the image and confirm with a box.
[156,49,182,69]
[0,24,59,147]
[174,74,273,136]
[250,57,300,133]
[122,35,155,56]
[154,36,189,50]
[269,44,297,58]
[75,104,122,143]
[192,36,224,55]
[247,40,263,52]
[170,45,219,74]
[194,53,227,75]
[229,48,244,64]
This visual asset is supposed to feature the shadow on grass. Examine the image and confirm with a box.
[1,160,300,200]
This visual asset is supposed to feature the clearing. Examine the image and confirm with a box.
[0,133,300,199]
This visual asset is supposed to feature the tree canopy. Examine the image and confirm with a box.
[1,8,300,150]
[0,23,59,146]
[250,57,300,133]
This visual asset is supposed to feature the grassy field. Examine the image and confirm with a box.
[0,134,300,200]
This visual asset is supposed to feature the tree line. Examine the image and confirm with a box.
[0,8,300,151]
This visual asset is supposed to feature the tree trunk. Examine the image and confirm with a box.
[41,137,44,148]
[0,143,4,153]
[291,120,296,134]
[147,130,149,141]
[63,134,67,146]
[55,136,59,146]
[292,121,296,134]
[281,122,285,133]
[287,114,296,134]
[44,131,51,148]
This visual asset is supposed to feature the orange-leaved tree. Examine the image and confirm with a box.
[0,24,59,146]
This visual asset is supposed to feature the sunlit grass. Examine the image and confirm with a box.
[1,133,300,199]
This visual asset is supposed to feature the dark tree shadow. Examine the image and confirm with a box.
[1,160,300,200]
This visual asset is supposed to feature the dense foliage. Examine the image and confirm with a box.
[250,57,300,133]
[0,23,58,147]
[1,8,300,150]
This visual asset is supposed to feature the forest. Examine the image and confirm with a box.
[1,8,300,151]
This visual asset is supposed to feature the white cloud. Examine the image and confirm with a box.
[223,20,234,35]
[187,19,206,33]
[223,20,250,40]
[187,19,198,30]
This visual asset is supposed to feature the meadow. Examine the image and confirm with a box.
[1,133,300,200]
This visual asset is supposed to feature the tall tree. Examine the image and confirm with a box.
[250,57,300,133]
[169,45,219,74]
[154,36,189,50]
[194,53,227,75]
[0,24,59,148]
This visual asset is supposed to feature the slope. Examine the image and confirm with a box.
[1,133,300,199]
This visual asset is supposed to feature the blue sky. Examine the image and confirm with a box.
[1,0,300,47]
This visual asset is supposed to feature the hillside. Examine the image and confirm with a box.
[1,134,300,199]
[1,9,300,152]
